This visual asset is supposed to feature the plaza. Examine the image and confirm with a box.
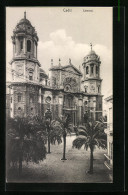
[7,135,111,183]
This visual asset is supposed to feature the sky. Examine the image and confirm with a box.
[6,7,113,110]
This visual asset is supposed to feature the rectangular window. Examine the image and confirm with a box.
[18,95,21,102]
[68,99,71,108]
[91,67,93,74]
[46,79,48,86]
[99,103,102,109]
[30,95,34,103]
[29,75,33,80]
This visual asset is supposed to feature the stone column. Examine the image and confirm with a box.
[78,95,83,125]
[93,98,96,120]
[84,64,85,80]
[23,37,25,54]
[59,70,62,86]
[38,88,42,117]
[23,91,26,117]
[10,87,14,118]
[89,64,91,78]
[24,60,26,80]
[36,44,37,59]
[13,43,15,58]
[16,38,19,55]
[94,64,96,77]
[34,41,36,58]
[58,94,63,117]
[99,65,100,78]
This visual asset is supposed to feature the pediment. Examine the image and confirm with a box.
[62,65,82,76]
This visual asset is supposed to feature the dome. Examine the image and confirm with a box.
[18,18,32,26]
[83,48,100,64]
[12,12,38,41]
[88,50,96,55]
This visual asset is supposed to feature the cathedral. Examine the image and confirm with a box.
[6,12,103,125]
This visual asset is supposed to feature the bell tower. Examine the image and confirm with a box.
[82,44,103,120]
[10,12,40,83]
[9,12,42,118]
[82,43,102,94]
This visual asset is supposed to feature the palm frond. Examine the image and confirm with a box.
[94,121,101,130]
[72,135,87,149]
[78,129,88,137]
[94,138,107,149]
[78,126,87,131]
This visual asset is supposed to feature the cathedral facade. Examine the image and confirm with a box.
[7,13,103,125]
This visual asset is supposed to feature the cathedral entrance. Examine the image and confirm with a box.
[63,110,76,126]
[63,94,77,126]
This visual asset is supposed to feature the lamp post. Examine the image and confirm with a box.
[45,108,52,121]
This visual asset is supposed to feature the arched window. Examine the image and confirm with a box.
[53,77,56,86]
[84,101,88,106]
[20,41,23,50]
[90,64,94,74]
[91,66,93,74]
[96,66,99,74]
[29,70,33,80]
[68,98,72,108]
[86,66,89,74]
[45,96,51,104]
[27,40,31,52]
[45,79,48,86]
[84,86,88,93]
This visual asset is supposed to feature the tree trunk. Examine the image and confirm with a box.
[19,154,22,176]
[61,135,67,160]
[48,136,51,153]
[89,147,93,174]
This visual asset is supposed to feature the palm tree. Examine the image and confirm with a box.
[44,118,54,154]
[34,116,62,154]
[7,116,47,176]
[72,120,107,174]
[54,114,73,160]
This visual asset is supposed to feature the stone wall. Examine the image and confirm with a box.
[51,69,81,92]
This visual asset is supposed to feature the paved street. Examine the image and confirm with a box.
[7,135,111,183]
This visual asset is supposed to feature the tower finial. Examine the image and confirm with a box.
[79,65,81,71]
[24,11,26,19]
[51,59,53,66]
[69,58,71,65]
[90,43,92,51]
[59,58,61,66]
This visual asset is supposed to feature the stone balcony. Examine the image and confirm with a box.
[104,123,113,134]
[104,153,113,170]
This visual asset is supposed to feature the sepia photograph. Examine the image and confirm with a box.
[6,7,113,183]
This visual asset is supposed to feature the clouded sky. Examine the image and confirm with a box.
[6,7,113,108]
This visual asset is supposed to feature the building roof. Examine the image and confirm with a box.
[40,68,48,78]
[49,64,82,76]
